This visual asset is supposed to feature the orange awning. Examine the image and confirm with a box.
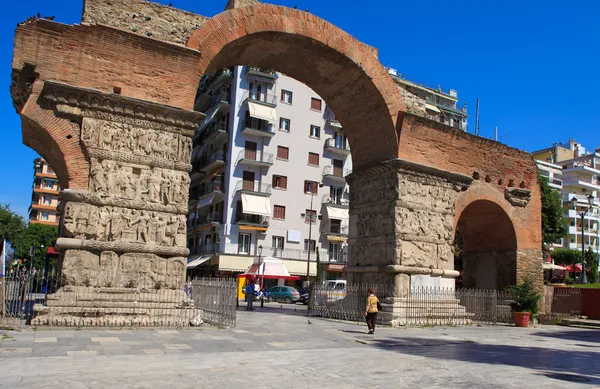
[326,264,346,272]
[199,168,222,184]
[239,225,269,232]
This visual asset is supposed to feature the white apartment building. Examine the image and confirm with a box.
[533,141,600,255]
[29,158,61,226]
[187,66,351,283]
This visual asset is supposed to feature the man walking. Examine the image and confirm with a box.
[246,278,256,311]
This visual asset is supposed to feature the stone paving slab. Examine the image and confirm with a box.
[0,309,599,387]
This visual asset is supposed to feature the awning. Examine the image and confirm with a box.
[199,105,220,129]
[327,236,348,242]
[239,257,301,280]
[284,260,316,277]
[197,195,215,210]
[326,264,345,272]
[241,193,271,216]
[239,225,269,232]
[425,103,441,113]
[325,206,349,220]
[248,101,277,122]
[219,255,254,272]
[186,255,211,269]
[543,263,566,271]
[328,120,343,129]
[199,168,221,184]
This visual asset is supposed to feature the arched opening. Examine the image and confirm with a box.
[455,200,518,290]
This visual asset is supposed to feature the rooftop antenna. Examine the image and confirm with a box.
[494,126,498,141]
[475,98,480,136]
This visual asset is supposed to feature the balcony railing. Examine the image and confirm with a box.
[194,120,228,143]
[322,193,349,207]
[236,149,274,166]
[195,212,223,226]
[192,179,224,199]
[327,251,347,263]
[196,151,226,171]
[263,247,331,262]
[243,117,275,136]
[322,165,352,179]
[245,91,278,107]
[246,67,278,81]
[326,119,343,129]
[324,138,351,153]
[321,220,349,235]
[234,180,272,195]
[237,213,270,227]
[549,178,563,187]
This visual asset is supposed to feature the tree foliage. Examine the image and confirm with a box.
[0,204,58,269]
[508,278,541,314]
[316,249,322,282]
[585,247,599,284]
[550,248,581,266]
[539,176,568,247]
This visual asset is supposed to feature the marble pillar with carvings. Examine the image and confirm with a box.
[41,81,202,292]
[346,159,473,299]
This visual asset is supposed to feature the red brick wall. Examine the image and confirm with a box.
[582,289,600,320]
[13,20,202,110]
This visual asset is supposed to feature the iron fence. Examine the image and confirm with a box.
[191,277,237,328]
[539,287,582,324]
[308,283,393,322]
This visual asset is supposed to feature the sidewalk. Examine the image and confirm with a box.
[0,308,599,388]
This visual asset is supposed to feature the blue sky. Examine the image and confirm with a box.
[2,0,599,218]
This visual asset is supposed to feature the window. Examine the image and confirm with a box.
[304,180,319,194]
[311,98,322,111]
[305,209,317,224]
[238,233,251,255]
[330,219,342,234]
[277,146,289,161]
[272,175,288,190]
[308,152,319,166]
[279,118,291,132]
[309,125,320,138]
[281,89,293,104]
[272,236,285,250]
[304,239,316,252]
[45,180,53,189]
[41,212,49,221]
[273,205,286,220]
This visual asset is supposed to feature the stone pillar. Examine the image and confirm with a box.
[345,159,473,325]
[32,81,203,326]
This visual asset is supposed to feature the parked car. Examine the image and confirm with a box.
[266,286,300,304]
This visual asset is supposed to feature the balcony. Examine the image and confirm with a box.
[33,187,60,195]
[236,213,270,231]
[324,138,351,156]
[193,212,223,232]
[31,203,57,211]
[322,193,349,208]
[246,91,278,108]
[196,151,226,173]
[190,243,221,256]
[234,180,272,196]
[322,166,352,183]
[326,119,343,130]
[193,121,228,146]
[566,209,600,221]
[568,226,600,236]
[241,117,275,138]
[246,67,278,83]
[191,179,225,203]
[263,247,330,262]
[195,69,233,111]
[321,220,349,237]
[562,177,600,191]
[327,250,347,263]
[29,219,59,226]
[35,172,58,179]
[236,149,274,168]
[548,177,563,189]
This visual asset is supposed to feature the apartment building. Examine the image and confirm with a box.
[388,68,468,131]
[29,158,61,226]
[533,141,600,255]
[187,66,351,282]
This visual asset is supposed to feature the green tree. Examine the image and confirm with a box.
[550,248,581,265]
[539,176,568,248]
[316,249,322,282]
[0,204,27,259]
[23,223,58,269]
[585,247,599,284]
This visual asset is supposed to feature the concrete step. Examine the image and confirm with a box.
[559,319,600,329]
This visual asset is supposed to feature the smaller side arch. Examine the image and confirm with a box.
[20,88,89,189]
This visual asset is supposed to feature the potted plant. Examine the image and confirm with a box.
[508,278,540,327]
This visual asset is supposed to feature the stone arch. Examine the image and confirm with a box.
[187,4,406,169]
[454,188,519,290]
[20,89,89,189]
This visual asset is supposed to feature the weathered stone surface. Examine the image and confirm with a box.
[61,250,100,286]
[82,0,209,45]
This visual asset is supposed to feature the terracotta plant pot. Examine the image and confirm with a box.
[513,312,531,327]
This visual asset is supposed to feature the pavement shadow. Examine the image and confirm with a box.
[530,329,600,344]
[369,336,600,385]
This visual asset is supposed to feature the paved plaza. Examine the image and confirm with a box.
[0,305,598,388]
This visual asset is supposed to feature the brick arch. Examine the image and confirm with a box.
[187,4,406,169]
[20,90,89,190]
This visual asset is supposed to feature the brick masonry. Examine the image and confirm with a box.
[10,1,544,308]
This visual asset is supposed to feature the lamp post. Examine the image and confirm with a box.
[258,245,264,308]
[571,194,595,284]
[306,182,324,286]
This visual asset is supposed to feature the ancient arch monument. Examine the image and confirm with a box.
[11,0,543,325]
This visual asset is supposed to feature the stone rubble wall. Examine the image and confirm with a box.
[82,0,209,45]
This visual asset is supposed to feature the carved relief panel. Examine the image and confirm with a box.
[88,158,189,206]
[63,202,187,247]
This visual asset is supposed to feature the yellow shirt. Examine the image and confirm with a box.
[367,295,379,313]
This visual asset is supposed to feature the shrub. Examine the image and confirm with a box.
[508,278,541,314]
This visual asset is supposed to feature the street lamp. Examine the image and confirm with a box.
[304,182,324,286]
[258,244,264,307]
[570,194,595,284]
